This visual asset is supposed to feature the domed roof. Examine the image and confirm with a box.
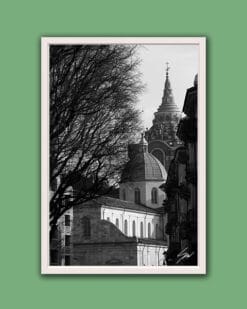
[121,152,167,183]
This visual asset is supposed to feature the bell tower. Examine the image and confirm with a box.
[145,63,182,170]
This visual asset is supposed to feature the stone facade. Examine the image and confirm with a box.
[71,197,167,266]
[73,242,138,266]
[73,241,166,266]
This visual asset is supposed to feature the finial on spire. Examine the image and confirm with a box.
[166,62,170,77]
[157,62,180,113]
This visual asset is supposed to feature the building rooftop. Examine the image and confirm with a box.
[121,152,167,182]
[136,238,168,246]
[91,196,163,214]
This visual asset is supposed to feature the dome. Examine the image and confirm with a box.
[121,152,167,182]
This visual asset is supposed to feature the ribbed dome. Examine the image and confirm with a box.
[121,152,167,182]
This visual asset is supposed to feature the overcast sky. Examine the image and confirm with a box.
[136,44,199,129]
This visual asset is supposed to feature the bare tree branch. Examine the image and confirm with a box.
[49,44,144,234]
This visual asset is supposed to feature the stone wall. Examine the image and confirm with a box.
[72,242,137,265]
[71,199,168,266]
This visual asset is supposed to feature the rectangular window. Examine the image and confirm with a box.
[65,255,70,265]
[65,235,71,246]
[50,250,58,264]
[65,215,70,227]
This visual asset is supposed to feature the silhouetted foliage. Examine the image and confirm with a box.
[50,44,144,232]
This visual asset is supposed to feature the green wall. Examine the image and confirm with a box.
[0,0,246,308]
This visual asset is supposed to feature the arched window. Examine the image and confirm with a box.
[115,218,119,228]
[148,222,151,238]
[155,223,159,239]
[140,222,144,238]
[151,188,158,204]
[124,220,128,235]
[132,221,136,237]
[122,189,126,201]
[134,188,141,204]
[81,217,91,237]
[152,149,164,165]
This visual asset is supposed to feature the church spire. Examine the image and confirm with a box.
[157,63,180,113]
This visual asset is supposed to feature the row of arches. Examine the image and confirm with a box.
[120,218,159,239]
[80,216,161,239]
[122,188,158,204]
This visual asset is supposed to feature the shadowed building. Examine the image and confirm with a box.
[161,75,198,265]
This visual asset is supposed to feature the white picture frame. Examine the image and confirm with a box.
[41,37,206,274]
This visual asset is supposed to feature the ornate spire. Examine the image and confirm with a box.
[157,63,180,113]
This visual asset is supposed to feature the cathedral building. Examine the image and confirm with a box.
[145,65,182,170]
[71,135,168,266]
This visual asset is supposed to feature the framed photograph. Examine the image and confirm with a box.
[41,37,206,274]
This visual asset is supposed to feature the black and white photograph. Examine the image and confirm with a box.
[41,37,206,274]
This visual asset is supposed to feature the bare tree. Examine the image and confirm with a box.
[49,44,144,234]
